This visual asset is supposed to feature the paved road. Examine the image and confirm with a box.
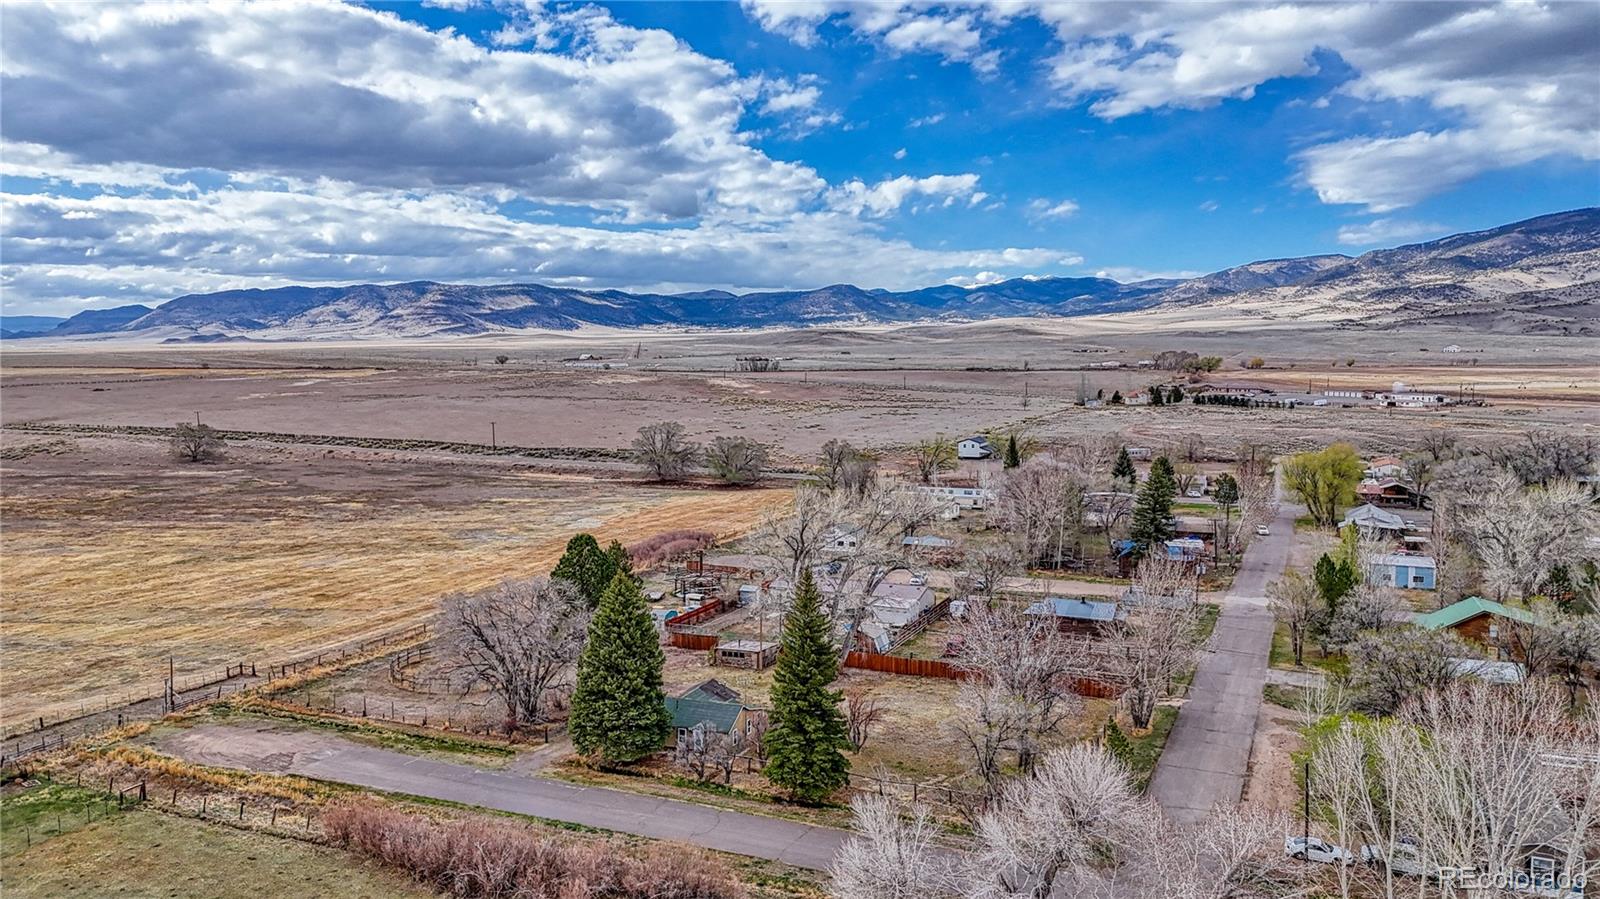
[153,722,852,871]
[1149,488,1299,825]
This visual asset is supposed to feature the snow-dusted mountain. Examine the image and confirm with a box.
[16,208,1598,341]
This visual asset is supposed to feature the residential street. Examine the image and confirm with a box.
[1148,487,1299,825]
[153,722,852,871]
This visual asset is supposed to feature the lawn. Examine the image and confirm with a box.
[1,805,438,898]
[1120,706,1178,792]
[1268,622,1349,678]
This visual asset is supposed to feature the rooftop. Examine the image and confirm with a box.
[1416,596,1536,630]
[1026,596,1122,622]
[664,696,745,733]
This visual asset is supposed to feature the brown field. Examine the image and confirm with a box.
[0,434,787,730]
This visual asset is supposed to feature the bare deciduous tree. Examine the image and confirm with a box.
[957,542,1020,601]
[964,744,1149,899]
[1465,471,1598,601]
[440,577,590,728]
[1267,570,1320,667]
[1116,556,1205,730]
[632,421,699,482]
[1493,430,1598,487]
[704,435,768,485]
[171,421,225,462]
[954,600,1087,778]
[1346,626,1469,715]
[673,721,744,784]
[832,797,958,899]
[912,436,958,484]
[845,689,885,753]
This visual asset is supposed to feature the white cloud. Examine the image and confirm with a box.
[828,173,983,218]
[1335,218,1449,246]
[893,147,908,160]
[742,1,1600,211]
[1198,200,1219,212]
[909,112,947,128]
[0,3,1076,315]
[1026,198,1079,221]
[945,270,1008,288]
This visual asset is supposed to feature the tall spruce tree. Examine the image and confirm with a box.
[569,571,670,764]
[1003,434,1021,469]
[1129,455,1177,556]
[1112,446,1138,490]
[764,569,850,802]
[604,539,634,580]
[553,534,618,608]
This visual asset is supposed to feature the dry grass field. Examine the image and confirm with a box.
[0,435,787,730]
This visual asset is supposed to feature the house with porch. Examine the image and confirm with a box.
[1417,596,1535,659]
[1341,503,1409,537]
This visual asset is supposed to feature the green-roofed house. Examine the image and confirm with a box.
[663,693,755,749]
[1417,596,1537,659]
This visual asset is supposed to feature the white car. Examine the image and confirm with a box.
[1186,489,1205,498]
[1286,836,1354,866]
[1360,843,1441,879]
[1256,524,1271,536]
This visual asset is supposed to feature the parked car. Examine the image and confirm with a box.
[1286,836,1354,865]
[1360,843,1442,879]
[1186,488,1205,498]
[1256,524,1271,536]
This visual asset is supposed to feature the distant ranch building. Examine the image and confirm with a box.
[957,436,994,459]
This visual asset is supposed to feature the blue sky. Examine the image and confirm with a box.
[1,1,1596,315]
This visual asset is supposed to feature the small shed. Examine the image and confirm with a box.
[1025,596,1124,636]
[715,639,779,670]
[1373,553,1436,590]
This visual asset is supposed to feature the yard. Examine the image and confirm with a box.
[0,436,788,730]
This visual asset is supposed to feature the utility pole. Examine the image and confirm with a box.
[490,421,496,449]
[1302,759,1311,862]
[194,411,201,426]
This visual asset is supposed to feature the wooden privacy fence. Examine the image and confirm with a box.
[669,632,718,651]
[665,599,725,630]
[844,651,969,680]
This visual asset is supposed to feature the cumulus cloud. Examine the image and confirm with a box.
[1335,218,1449,246]
[0,2,1073,315]
[1198,200,1220,212]
[743,1,1600,211]
[1026,198,1080,221]
[828,173,984,218]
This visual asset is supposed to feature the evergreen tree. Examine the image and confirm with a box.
[604,539,635,580]
[1003,434,1021,469]
[1129,456,1177,556]
[1168,384,1185,403]
[1112,447,1138,489]
[1313,553,1358,608]
[1102,717,1132,767]
[1110,390,1124,405]
[1149,385,1164,406]
[764,570,850,802]
[569,571,670,764]
[553,534,617,608]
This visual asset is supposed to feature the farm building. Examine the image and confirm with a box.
[714,639,779,670]
[1025,597,1125,636]
[1417,596,1534,658]
[1371,553,1436,590]
[901,534,955,551]
[1323,389,1374,400]
[822,525,864,551]
[957,436,995,459]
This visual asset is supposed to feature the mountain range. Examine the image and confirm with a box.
[8,208,1597,342]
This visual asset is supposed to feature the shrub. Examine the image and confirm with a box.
[626,529,716,568]
[322,801,745,899]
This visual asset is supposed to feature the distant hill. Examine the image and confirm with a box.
[13,208,1597,341]
[0,314,66,339]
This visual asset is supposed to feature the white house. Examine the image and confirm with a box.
[957,436,994,459]
[867,582,936,628]
[822,525,864,551]
[1442,344,1462,353]
[1341,503,1409,536]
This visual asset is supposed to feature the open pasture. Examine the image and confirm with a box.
[0,435,787,730]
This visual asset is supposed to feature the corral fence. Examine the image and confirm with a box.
[266,623,431,681]
[386,645,477,695]
[842,650,1126,699]
[2,620,436,765]
[270,692,555,745]
[665,598,727,650]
